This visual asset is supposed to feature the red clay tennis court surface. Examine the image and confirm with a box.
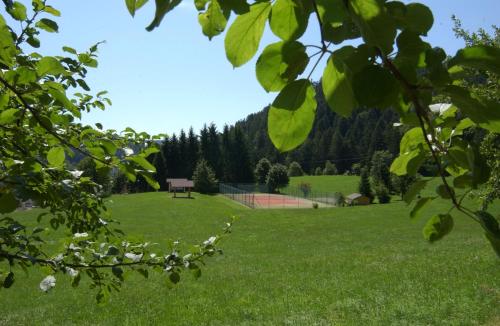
[252,193,330,209]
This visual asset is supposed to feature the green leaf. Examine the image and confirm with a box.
[348,0,396,55]
[47,88,80,118]
[0,93,9,110]
[36,57,65,76]
[112,266,124,281]
[268,79,316,152]
[139,171,160,190]
[0,108,20,124]
[256,41,308,92]
[26,36,40,48]
[423,214,454,243]
[77,54,98,68]
[169,271,180,284]
[126,0,149,16]
[352,65,399,108]
[436,184,454,199]
[7,2,27,21]
[0,192,19,214]
[475,211,500,258]
[43,5,61,17]
[444,85,500,133]
[35,18,59,33]
[198,0,228,40]
[47,147,65,168]
[2,272,14,288]
[219,0,249,14]
[399,127,425,153]
[322,54,357,117]
[403,179,428,204]
[449,45,500,75]
[146,0,182,32]
[62,46,77,54]
[385,1,406,29]
[316,0,348,27]
[127,156,156,171]
[390,145,426,176]
[16,67,37,84]
[410,197,433,219]
[404,3,433,35]
[269,0,308,41]
[224,1,272,67]
[0,15,16,66]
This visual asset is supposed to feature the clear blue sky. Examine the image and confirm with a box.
[31,0,499,135]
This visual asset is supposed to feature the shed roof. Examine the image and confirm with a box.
[169,179,194,188]
[346,193,363,200]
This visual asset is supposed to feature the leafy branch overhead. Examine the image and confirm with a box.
[0,0,233,301]
[131,0,500,256]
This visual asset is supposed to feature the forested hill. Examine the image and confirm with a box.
[235,82,404,174]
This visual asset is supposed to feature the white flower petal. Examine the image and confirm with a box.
[125,252,143,262]
[39,275,56,292]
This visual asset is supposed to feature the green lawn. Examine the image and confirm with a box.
[1,180,499,325]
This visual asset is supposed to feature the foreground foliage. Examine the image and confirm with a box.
[131,0,500,256]
[0,1,231,300]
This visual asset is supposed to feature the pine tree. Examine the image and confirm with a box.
[232,126,254,183]
[178,129,188,177]
[221,125,234,182]
[152,152,167,190]
[166,134,180,177]
[186,127,199,178]
[207,123,222,178]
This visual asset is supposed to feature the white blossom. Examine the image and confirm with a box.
[73,232,88,239]
[123,147,134,156]
[68,243,81,250]
[203,236,217,246]
[65,267,78,278]
[125,252,143,262]
[39,275,56,292]
[52,254,64,263]
[69,170,83,178]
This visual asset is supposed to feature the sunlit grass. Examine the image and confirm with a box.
[1,178,498,325]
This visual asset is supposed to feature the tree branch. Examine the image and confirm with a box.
[0,76,110,166]
[377,49,480,223]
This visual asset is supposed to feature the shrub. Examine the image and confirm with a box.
[370,150,392,189]
[351,163,362,175]
[193,159,218,194]
[312,202,319,209]
[298,182,312,197]
[112,171,129,194]
[288,161,304,176]
[359,168,374,201]
[332,192,345,207]
[266,164,289,193]
[254,158,272,184]
[376,185,391,204]
[314,167,323,175]
[323,160,338,175]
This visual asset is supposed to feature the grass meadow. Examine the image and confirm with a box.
[0,176,499,325]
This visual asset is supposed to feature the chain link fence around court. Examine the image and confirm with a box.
[219,183,346,209]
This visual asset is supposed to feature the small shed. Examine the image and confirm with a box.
[345,193,370,206]
[166,178,194,198]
